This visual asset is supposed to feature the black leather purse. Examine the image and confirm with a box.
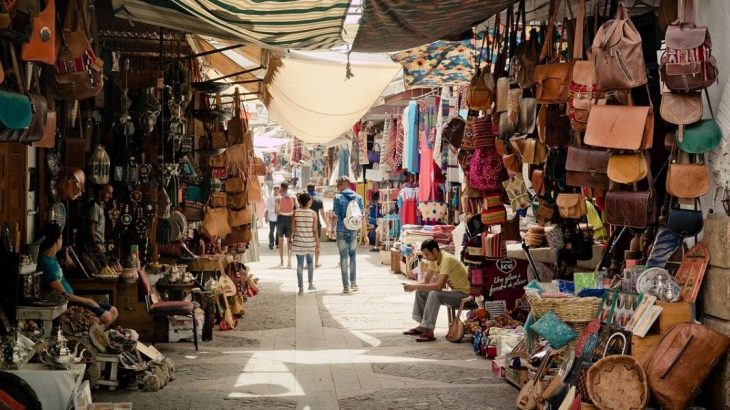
[667,198,703,238]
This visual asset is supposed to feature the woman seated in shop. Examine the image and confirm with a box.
[37,223,118,326]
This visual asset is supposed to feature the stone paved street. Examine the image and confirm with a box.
[94,228,518,409]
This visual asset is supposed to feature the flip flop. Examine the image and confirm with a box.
[403,328,423,336]
[415,335,436,342]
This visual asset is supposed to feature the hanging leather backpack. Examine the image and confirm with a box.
[661,0,717,92]
[534,0,573,104]
[54,0,104,100]
[592,3,647,91]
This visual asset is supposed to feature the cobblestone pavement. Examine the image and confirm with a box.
[93,228,517,409]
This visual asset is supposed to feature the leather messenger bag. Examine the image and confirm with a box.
[565,146,609,189]
[584,98,654,151]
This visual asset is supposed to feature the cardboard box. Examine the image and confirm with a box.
[631,334,660,361]
[702,266,730,320]
[631,302,692,361]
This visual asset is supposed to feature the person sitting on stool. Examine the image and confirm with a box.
[38,223,119,326]
[402,239,470,342]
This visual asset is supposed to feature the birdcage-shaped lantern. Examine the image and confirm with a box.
[89,145,110,185]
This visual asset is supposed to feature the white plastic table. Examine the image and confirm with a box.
[6,363,85,410]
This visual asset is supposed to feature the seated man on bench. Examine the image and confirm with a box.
[402,239,470,342]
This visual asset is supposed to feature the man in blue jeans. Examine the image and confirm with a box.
[333,176,364,294]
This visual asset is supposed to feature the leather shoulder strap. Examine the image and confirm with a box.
[573,0,586,60]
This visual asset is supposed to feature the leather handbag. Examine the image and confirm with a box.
[676,119,722,154]
[225,176,246,194]
[546,147,568,190]
[228,206,253,228]
[507,88,522,124]
[666,162,709,198]
[641,322,730,410]
[607,153,648,184]
[565,146,609,189]
[584,104,654,150]
[519,97,537,134]
[252,157,266,176]
[226,88,248,146]
[0,90,31,134]
[495,77,510,113]
[227,191,248,210]
[21,0,55,64]
[465,67,495,111]
[567,60,602,132]
[537,104,572,147]
[535,62,574,104]
[667,199,703,237]
[660,0,717,92]
[502,152,521,176]
[210,192,227,208]
[54,0,104,100]
[592,3,647,91]
[211,130,227,149]
[442,116,466,149]
[32,111,56,148]
[202,207,231,238]
[660,92,702,127]
[531,169,546,197]
[522,138,547,165]
[208,153,226,168]
[227,224,252,244]
[556,193,587,219]
[510,2,538,88]
[605,190,653,228]
[183,201,205,223]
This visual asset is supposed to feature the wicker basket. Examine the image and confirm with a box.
[527,296,601,358]
[586,355,649,410]
[526,296,602,322]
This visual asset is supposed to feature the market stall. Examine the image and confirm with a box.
[0,0,265,404]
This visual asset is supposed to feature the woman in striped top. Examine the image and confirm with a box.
[291,192,320,295]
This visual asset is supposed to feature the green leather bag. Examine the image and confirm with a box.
[0,90,32,130]
[676,119,722,154]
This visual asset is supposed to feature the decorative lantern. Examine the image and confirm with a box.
[89,145,110,185]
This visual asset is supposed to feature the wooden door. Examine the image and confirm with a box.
[0,143,27,248]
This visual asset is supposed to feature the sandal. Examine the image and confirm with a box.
[402,328,423,336]
[415,335,436,342]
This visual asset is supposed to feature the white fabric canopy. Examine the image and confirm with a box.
[264,57,400,144]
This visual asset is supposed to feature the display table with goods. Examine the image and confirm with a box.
[4,363,86,410]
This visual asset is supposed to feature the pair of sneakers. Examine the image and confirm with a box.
[342,283,359,294]
[298,283,316,295]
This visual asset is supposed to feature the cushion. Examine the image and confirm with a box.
[530,310,577,349]
[149,301,194,316]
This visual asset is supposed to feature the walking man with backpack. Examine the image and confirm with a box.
[333,176,364,293]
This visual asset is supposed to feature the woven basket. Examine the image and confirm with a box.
[527,296,602,323]
[586,355,649,410]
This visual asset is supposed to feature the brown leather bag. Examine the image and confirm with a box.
[565,146,609,189]
[592,3,647,91]
[660,92,702,140]
[607,153,648,184]
[568,59,603,132]
[522,138,547,165]
[223,175,243,194]
[661,0,717,92]
[605,190,653,228]
[54,0,104,100]
[502,153,521,176]
[228,206,253,228]
[531,169,546,197]
[465,67,494,111]
[510,1,538,88]
[556,193,587,219]
[202,207,231,238]
[209,152,226,168]
[32,111,56,148]
[227,88,248,146]
[21,0,55,64]
[211,130,227,149]
[442,116,466,149]
[227,191,248,210]
[495,77,510,113]
[227,224,252,244]
[641,322,730,410]
[584,104,654,150]
[537,104,571,147]
[182,201,205,223]
[534,0,573,104]
[666,162,709,198]
[210,192,227,208]
[252,157,266,176]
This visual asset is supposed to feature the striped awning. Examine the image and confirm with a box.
[113,0,352,50]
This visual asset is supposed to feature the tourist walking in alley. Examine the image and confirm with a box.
[333,176,364,294]
[276,182,296,268]
[265,185,279,250]
[291,192,319,294]
[307,184,327,268]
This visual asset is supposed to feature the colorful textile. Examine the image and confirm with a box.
[391,39,490,88]
[352,0,513,52]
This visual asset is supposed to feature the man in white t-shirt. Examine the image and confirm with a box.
[265,186,280,250]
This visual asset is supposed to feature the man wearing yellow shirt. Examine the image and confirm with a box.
[403,240,470,342]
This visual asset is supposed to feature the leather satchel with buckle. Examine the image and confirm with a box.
[566,146,609,189]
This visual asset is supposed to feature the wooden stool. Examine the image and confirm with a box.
[95,353,120,390]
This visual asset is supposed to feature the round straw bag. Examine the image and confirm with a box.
[586,355,649,410]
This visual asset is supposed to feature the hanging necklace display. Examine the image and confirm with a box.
[89,145,110,185]
[135,87,161,135]
[108,200,121,230]
[120,203,133,228]
[134,206,148,234]
[125,156,139,187]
